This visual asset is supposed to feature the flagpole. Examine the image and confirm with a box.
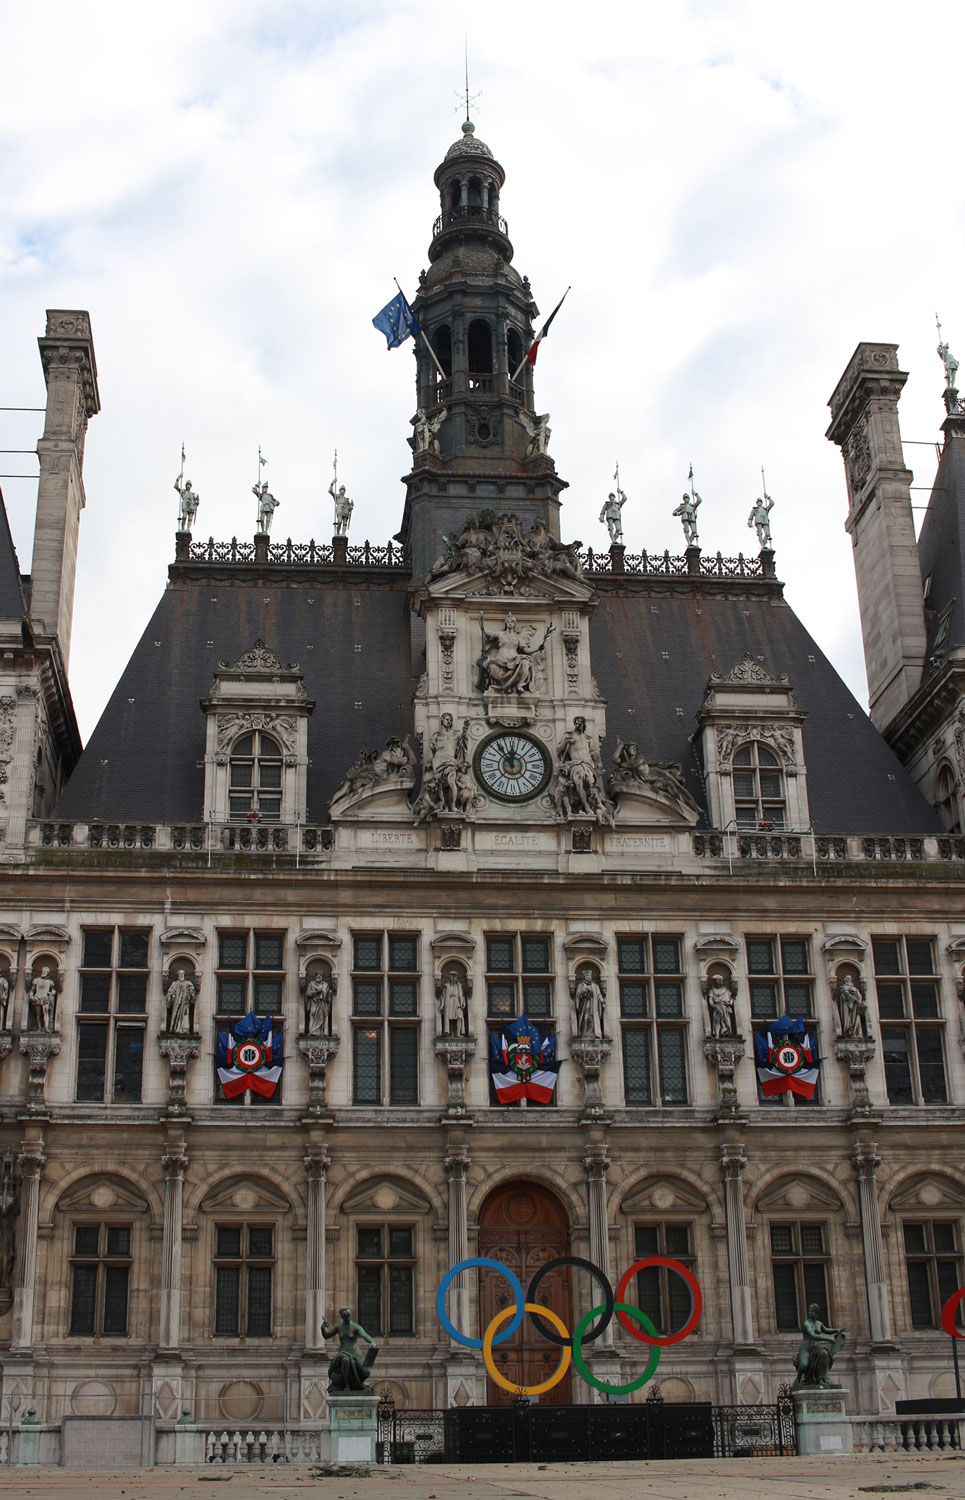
[394,276,447,382]
[512,286,571,382]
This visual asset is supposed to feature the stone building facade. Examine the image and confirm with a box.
[0,124,963,1452]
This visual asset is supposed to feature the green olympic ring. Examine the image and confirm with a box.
[571,1302,662,1394]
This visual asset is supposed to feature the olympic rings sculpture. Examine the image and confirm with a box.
[436,1254,703,1397]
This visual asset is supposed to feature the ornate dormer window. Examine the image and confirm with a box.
[201,639,314,828]
[229,731,283,822]
[733,742,786,829]
[695,654,809,832]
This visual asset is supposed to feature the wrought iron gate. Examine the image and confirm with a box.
[376,1387,796,1464]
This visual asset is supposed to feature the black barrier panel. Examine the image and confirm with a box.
[652,1402,715,1459]
[587,1404,653,1460]
[435,1401,716,1463]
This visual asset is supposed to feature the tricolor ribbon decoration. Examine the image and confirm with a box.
[754,1014,820,1098]
[216,1012,283,1099]
[490,1012,560,1104]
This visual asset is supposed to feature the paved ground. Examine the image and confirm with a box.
[1,1453,964,1500]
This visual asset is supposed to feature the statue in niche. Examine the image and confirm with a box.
[330,480,354,536]
[253,479,280,533]
[302,967,336,1037]
[703,971,737,1038]
[0,1215,14,1290]
[174,476,199,532]
[599,485,628,545]
[553,717,614,826]
[322,1307,379,1393]
[570,966,607,1038]
[793,1304,846,1388]
[437,967,470,1036]
[0,972,9,1031]
[835,973,869,1038]
[27,966,58,1031]
[478,614,555,695]
[413,406,448,455]
[518,409,551,457]
[163,968,197,1035]
[417,713,476,820]
[673,488,701,546]
[747,491,775,548]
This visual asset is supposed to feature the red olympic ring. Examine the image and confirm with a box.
[615,1256,702,1346]
[941,1287,965,1339]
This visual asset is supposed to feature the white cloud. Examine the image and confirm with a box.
[1,0,961,735]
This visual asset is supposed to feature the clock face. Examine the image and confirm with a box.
[474,732,551,803]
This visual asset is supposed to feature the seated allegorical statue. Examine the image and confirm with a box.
[793,1303,846,1387]
[321,1306,379,1394]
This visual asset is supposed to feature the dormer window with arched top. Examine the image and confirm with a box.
[934,762,961,834]
[229,733,283,822]
[733,743,786,830]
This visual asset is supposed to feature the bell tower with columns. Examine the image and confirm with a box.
[826,342,926,730]
[399,122,568,578]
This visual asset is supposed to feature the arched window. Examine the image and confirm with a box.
[468,319,493,374]
[733,742,786,829]
[229,733,282,822]
[468,175,483,215]
[432,325,452,379]
[449,180,461,213]
[935,763,961,833]
[507,328,524,376]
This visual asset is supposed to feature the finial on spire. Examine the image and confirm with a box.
[456,36,481,128]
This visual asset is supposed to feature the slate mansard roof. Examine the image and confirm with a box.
[917,424,965,667]
[54,550,939,835]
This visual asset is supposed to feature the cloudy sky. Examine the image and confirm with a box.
[1,0,961,739]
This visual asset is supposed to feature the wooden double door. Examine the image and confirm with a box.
[477,1181,573,1405]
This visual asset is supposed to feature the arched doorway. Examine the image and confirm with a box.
[477,1180,573,1405]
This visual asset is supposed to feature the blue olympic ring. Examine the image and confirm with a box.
[436,1256,525,1350]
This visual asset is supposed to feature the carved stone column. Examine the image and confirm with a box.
[304,1152,330,1352]
[18,1035,59,1112]
[584,1141,613,1349]
[570,1037,612,1117]
[720,1146,753,1346]
[159,1148,187,1352]
[835,1037,877,1119]
[852,1146,892,1344]
[297,1035,339,1116]
[703,1036,745,1119]
[434,1037,476,1117]
[11,1150,45,1350]
[158,1035,200,1114]
[444,1147,470,1337]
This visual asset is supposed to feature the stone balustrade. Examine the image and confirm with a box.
[851,1413,963,1452]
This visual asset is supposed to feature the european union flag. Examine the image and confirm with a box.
[372,291,420,349]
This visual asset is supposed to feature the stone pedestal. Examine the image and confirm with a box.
[158,1035,200,1114]
[835,1036,877,1119]
[328,1392,377,1464]
[19,1033,59,1110]
[435,1036,475,1116]
[571,1038,611,1116]
[297,1035,339,1116]
[792,1386,854,1456]
[703,1035,745,1119]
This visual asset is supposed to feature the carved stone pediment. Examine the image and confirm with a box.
[755,1176,843,1214]
[160,928,206,948]
[58,1177,150,1215]
[421,510,594,606]
[448,569,595,606]
[889,1174,965,1213]
[341,1176,431,1215]
[329,737,418,820]
[694,934,740,953]
[219,639,299,676]
[0,926,23,944]
[946,937,965,958]
[562,933,609,956]
[430,930,475,953]
[621,1177,708,1214]
[330,781,415,821]
[296,929,342,950]
[823,934,868,954]
[709,654,790,689]
[201,1177,292,1214]
[25,925,70,945]
[610,781,700,829]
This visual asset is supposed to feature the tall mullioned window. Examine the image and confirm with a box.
[485,934,552,1020]
[634,1223,697,1336]
[229,731,283,822]
[76,928,149,1103]
[733,742,786,829]
[873,937,947,1105]
[214,1224,274,1337]
[352,934,419,1106]
[69,1223,132,1336]
[215,931,285,1108]
[770,1221,830,1332]
[356,1225,415,1337]
[903,1221,963,1328]
[618,937,688,1107]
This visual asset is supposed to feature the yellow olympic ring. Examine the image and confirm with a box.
[483,1301,572,1396]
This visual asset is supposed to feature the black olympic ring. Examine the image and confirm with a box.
[526,1256,615,1347]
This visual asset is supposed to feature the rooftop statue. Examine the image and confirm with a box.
[253,480,280,534]
[793,1304,846,1388]
[673,488,701,546]
[937,314,960,390]
[174,477,199,532]
[747,485,775,549]
[599,484,628,545]
[321,1307,379,1394]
